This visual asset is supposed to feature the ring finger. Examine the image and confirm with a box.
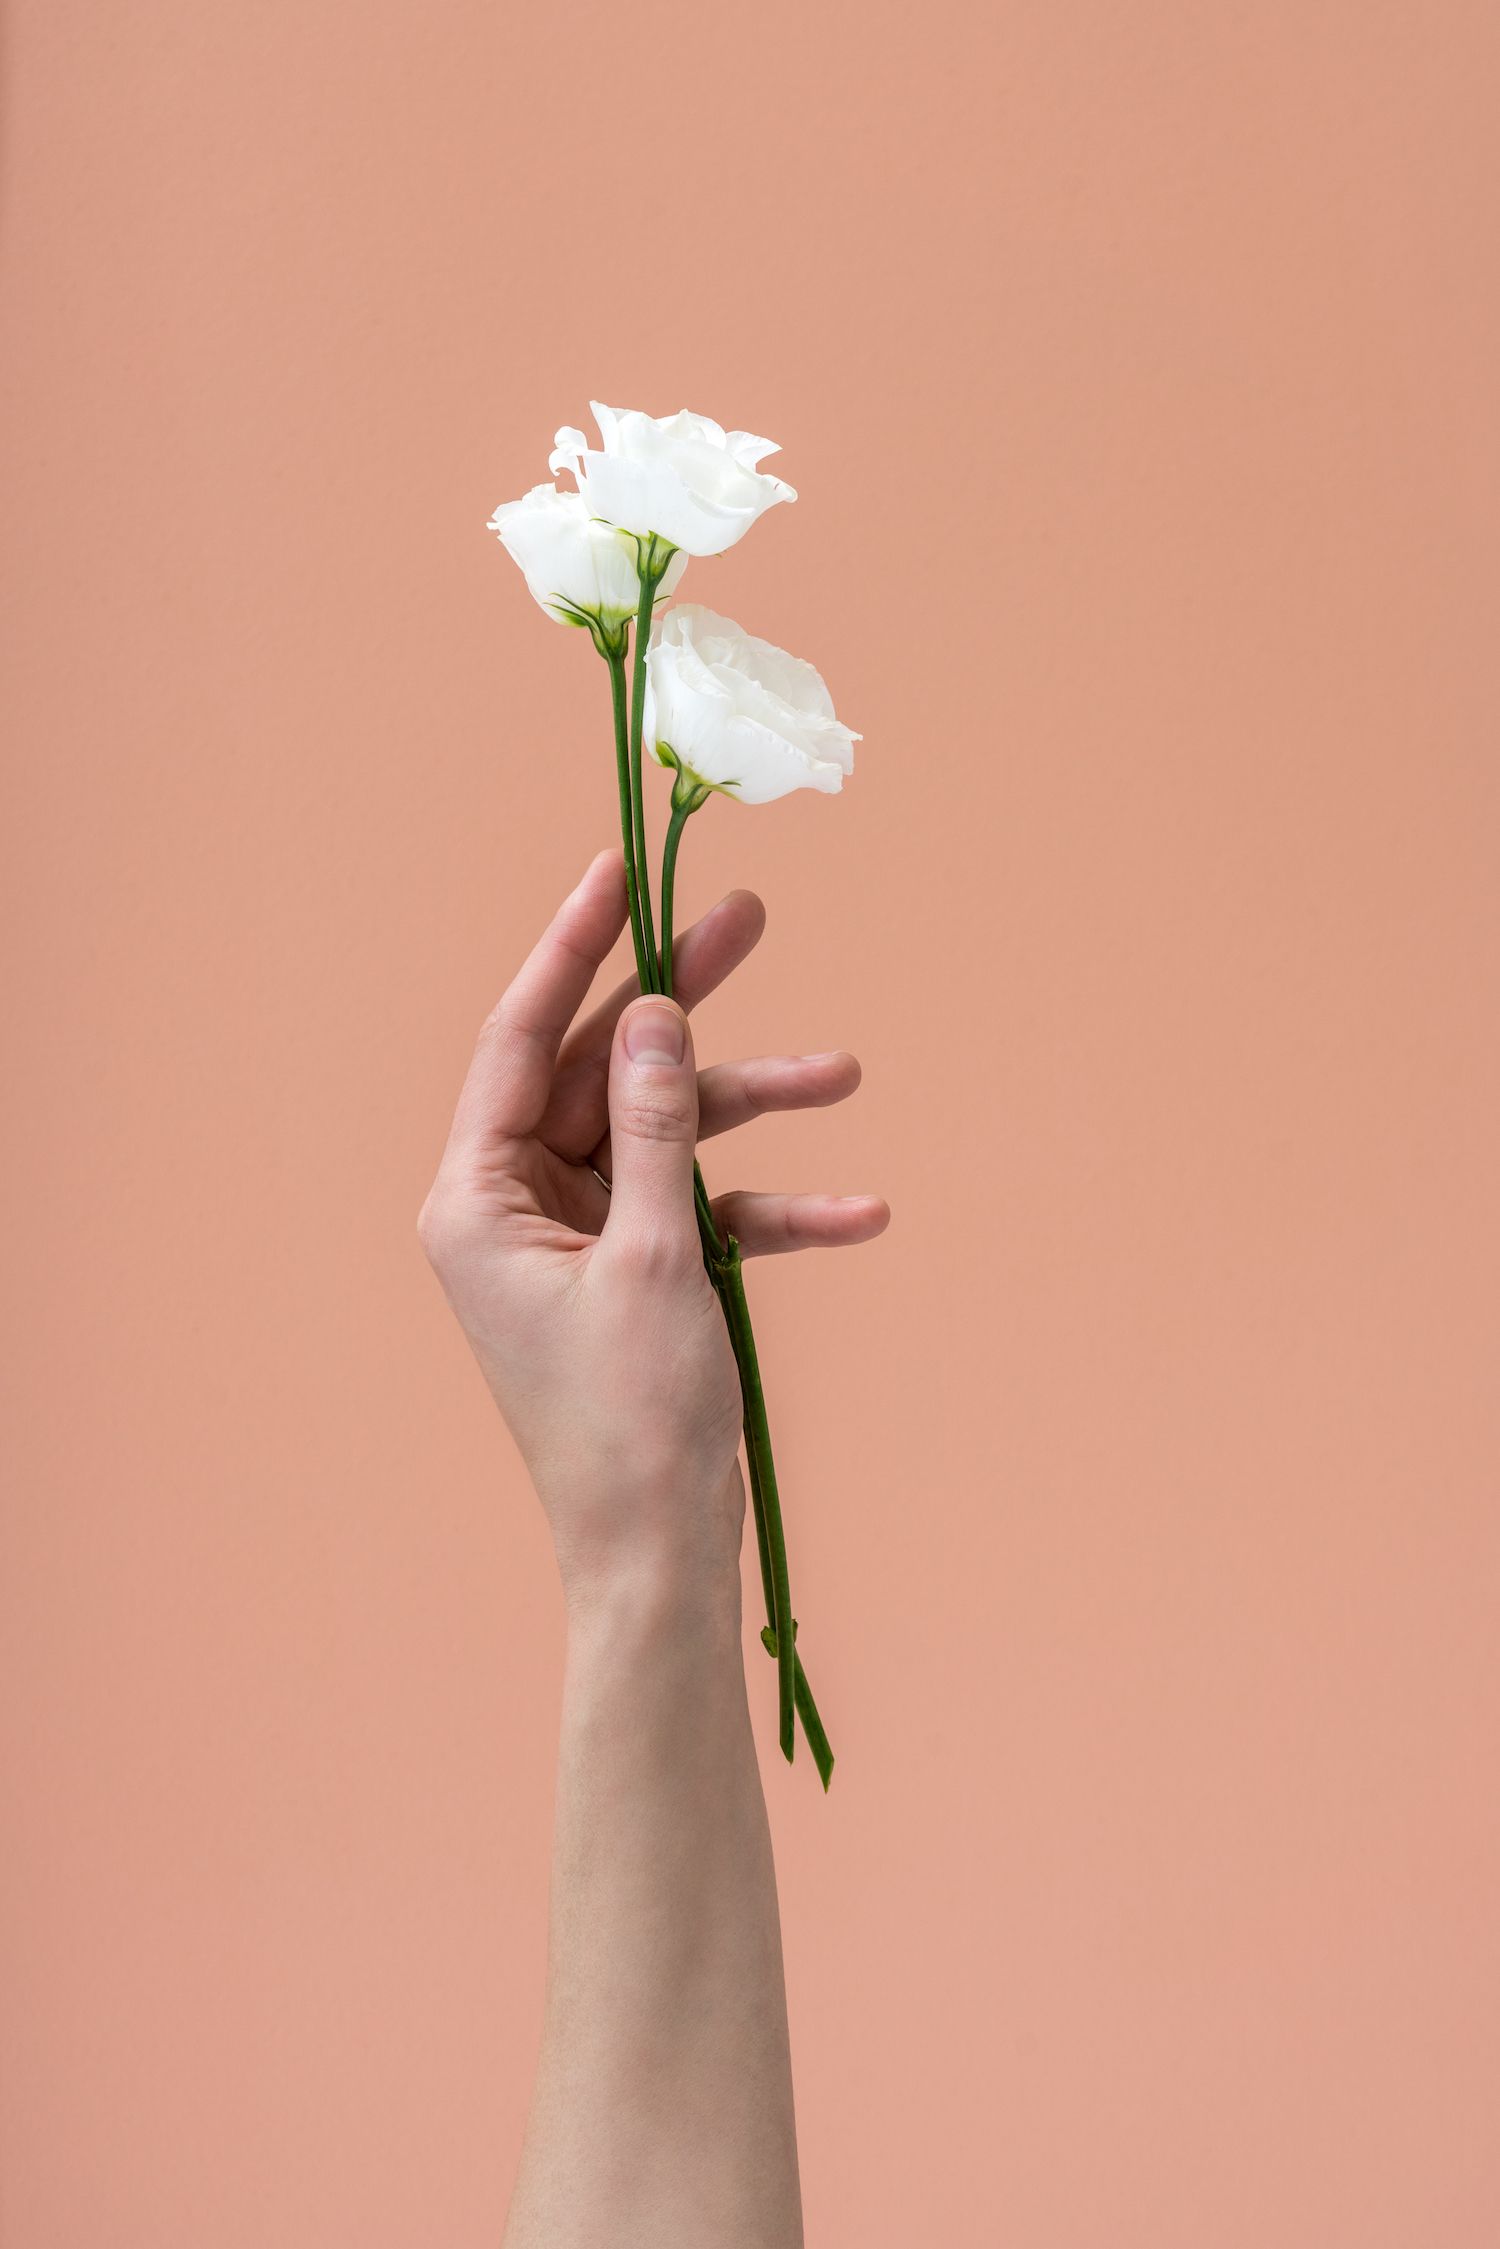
[711,1189,891,1258]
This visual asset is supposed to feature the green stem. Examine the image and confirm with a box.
[627,542,669,981]
[606,644,654,993]
[717,1243,796,1763]
[693,1164,720,1246]
[658,798,693,1000]
[609,579,834,1789]
[659,806,732,1375]
[792,1658,834,1789]
[656,794,834,1787]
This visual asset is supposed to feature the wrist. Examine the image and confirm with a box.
[560,1532,744,1648]
[556,1538,758,1815]
[538,1455,746,1626]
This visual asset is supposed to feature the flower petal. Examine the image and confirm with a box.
[548,426,588,481]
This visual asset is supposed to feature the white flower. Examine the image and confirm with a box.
[488,483,686,630]
[548,403,796,558]
[644,605,858,806]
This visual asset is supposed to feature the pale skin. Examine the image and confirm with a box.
[420,849,888,2247]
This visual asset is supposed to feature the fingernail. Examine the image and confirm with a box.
[624,1002,686,1066]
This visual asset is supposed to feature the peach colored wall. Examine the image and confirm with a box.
[3,3,1498,2242]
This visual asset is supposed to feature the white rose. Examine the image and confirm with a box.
[644,605,858,806]
[548,403,796,558]
[488,483,687,631]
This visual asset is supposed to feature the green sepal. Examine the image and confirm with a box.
[547,597,629,661]
[654,739,716,815]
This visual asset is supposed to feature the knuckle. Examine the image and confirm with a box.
[415,1190,449,1265]
[416,1205,441,1267]
[611,1224,697,1285]
[416,1182,470,1269]
[617,1087,696,1143]
[479,989,534,1047]
[738,1071,768,1119]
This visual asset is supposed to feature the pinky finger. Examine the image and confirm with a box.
[712,1190,891,1258]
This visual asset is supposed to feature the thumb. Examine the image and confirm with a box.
[601,997,701,1265]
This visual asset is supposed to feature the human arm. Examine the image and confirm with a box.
[419,851,887,2244]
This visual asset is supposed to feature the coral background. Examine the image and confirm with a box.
[2,2,1497,2241]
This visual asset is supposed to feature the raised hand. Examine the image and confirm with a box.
[419,848,887,1598]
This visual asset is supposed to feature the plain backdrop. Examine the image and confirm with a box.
[2,3,1498,2243]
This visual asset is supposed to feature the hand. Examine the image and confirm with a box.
[419,850,888,1602]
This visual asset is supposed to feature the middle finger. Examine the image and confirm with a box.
[540,887,767,1156]
[587,1050,861,1183]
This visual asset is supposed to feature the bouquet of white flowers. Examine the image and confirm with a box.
[490,404,859,1787]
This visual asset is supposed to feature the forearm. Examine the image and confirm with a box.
[426,866,881,2240]
[503,1528,802,2248]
